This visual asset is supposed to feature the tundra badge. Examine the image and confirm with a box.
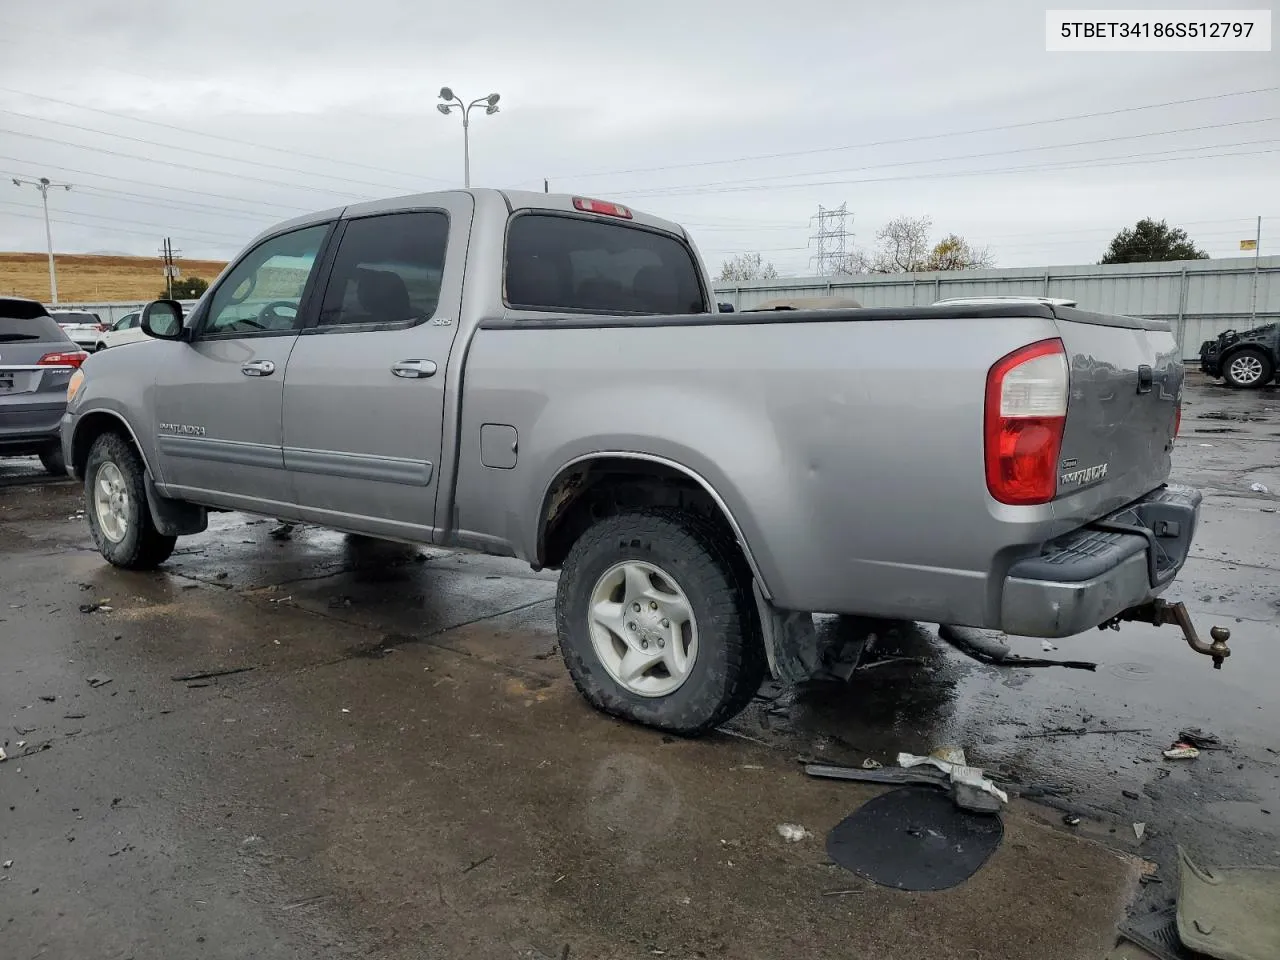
[1060,463,1108,487]
[159,423,206,437]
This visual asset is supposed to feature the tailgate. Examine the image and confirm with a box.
[1051,306,1181,519]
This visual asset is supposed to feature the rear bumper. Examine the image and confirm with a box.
[1000,484,1201,638]
[1,400,66,452]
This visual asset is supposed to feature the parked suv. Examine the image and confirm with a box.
[1,297,88,474]
[1199,322,1278,388]
[95,311,146,351]
[50,310,109,353]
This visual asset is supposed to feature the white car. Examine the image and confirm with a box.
[50,310,109,351]
[94,311,148,351]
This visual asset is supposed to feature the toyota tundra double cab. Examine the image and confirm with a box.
[60,189,1225,735]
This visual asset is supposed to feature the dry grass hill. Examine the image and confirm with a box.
[0,252,229,303]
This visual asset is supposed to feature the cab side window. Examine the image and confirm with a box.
[203,224,329,336]
[317,212,449,328]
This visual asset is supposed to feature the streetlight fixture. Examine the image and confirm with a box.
[436,87,501,188]
[12,175,72,304]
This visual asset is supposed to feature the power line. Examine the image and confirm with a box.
[619,116,1279,195]
[1,200,248,244]
[616,142,1280,200]
[551,85,1280,180]
[1,207,243,247]
[74,185,281,224]
[0,84,455,185]
[0,127,372,200]
[0,155,317,213]
[0,106,439,194]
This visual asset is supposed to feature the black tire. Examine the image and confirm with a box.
[95,342,107,352]
[84,432,177,569]
[38,443,66,477]
[1222,347,1273,389]
[556,508,767,736]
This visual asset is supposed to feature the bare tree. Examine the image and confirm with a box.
[821,249,872,276]
[718,252,779,282]
[926,234,995,271]
[871,216,932,273]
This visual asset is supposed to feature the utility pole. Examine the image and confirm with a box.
[12,176,72,304]
[1250,215,1261,324]
[158,237,182,298]
[544,178,549,194]
[809,203,853,276]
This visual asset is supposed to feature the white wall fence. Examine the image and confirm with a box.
[714,255,1279,359]
[55,256,1277,361]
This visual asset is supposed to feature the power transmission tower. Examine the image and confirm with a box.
[11,175,73,304]
[809,203,852,276]
[158,238,183,298]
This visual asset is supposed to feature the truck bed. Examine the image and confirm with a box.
[453,301,1181,630]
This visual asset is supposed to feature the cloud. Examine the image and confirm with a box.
[0,0,1275,276]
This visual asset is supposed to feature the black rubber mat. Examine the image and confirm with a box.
[825,786,1003,892]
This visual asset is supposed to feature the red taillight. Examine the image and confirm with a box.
[572,196,633,219]
[38,350,89,368]
[96,322,109,332]
[984,338,1069,505]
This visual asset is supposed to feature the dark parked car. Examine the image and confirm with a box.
[1199,323,1278,388]
[0,297,88,474]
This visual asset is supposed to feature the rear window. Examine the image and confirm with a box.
[51,311,98,324]
[0,313,70,342]
[505,214,706,315]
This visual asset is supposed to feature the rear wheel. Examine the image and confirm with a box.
[95,341,107,352]
[38,443,66,477]
[1223,348,1273,389]
[84,432,176,569]
[556,508,766,736]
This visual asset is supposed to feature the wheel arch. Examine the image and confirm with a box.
[71,409,152,481]
[535,452,773,600]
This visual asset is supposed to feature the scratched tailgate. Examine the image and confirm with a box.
[1050,305,1182,520]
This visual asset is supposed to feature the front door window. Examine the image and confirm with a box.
[203,225,329,337]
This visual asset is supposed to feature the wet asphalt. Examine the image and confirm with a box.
[1,373,1276,960]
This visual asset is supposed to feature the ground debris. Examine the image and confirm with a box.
[1017,726,1150,740]
[171,667,255,683]
[1177,727,1226,751]
[86,674,112,688]
[1163,743,1200,760]
[776,823,813,842]
[461,853,494,874]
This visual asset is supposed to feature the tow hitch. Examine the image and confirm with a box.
[1101,599,1232,669]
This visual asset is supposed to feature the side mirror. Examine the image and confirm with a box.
[718,302,735,313]
[141,299,185,340]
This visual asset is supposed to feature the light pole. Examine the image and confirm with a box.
[436,87,500,188]
[12,176,72,304]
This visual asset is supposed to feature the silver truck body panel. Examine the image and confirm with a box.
[63,189,1188,639]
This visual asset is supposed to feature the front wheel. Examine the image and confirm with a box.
[84,432,177,569]
[556,508,766,736]
[1223,348,1273,389]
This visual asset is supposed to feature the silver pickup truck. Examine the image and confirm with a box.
[60,189,1228,735]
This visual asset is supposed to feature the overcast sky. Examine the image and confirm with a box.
[0,0,1276,278]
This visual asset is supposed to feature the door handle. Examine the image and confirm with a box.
[241,360,276,377]
[391,359,437,379]
[1137,364,1153,394]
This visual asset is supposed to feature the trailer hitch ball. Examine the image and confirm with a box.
[1208,626,1231,670]
[1106,600,1232,669]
